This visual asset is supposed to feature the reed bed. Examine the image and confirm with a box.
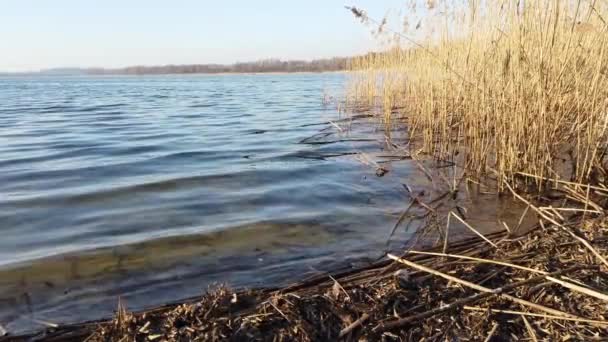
[347,0,608,188]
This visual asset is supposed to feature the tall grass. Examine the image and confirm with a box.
[347,1,608,189]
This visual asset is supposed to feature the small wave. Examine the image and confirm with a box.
[188,103,215,108]
[38,103,127,114]
[3,165,314,207]
[81,103,127,112]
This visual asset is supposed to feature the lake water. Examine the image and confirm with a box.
[0,74,525,334]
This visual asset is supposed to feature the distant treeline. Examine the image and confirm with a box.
[87,57,350,75]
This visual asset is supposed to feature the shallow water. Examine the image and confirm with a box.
[0,74,529,334]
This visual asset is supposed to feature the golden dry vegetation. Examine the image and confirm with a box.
[347,0,608,189]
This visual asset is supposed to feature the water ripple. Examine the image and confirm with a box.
[0,73,412,333]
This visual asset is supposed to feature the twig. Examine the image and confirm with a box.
[338,313,369,338]
[547,206,565,221]
[138,321,151,334]
[582,184,600,215]
[412,156,434,182]
[388,186,444,245]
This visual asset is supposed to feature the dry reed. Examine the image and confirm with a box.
[347,0,608,189]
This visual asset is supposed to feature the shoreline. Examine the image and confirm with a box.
[5,188,607,340]
[1,231,508,341]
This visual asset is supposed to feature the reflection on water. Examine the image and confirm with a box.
[0,74,532,334]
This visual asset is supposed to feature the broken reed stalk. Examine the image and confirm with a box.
[338,313,369,338]
[373,262,590,332]
[29,318,59,329]
[515,172,608,194]
[483,323,499,342]
[387,254,584,316]
[277,232,507,295]
[449,212,498,248]
[514,204,530,235]
[503,180,608,268]
[387,199,416,243]
[522,315,539,342]
[407,251,547,275]
[544,276,608,302]
[408,251,608,303]
[463,306,608,326]
[538,207,602,214]
[442,213,450,254]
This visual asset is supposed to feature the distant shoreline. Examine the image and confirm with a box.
[0,56,356,77]
[0,70,347,77]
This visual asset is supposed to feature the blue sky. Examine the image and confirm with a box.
[0,0,406,72]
